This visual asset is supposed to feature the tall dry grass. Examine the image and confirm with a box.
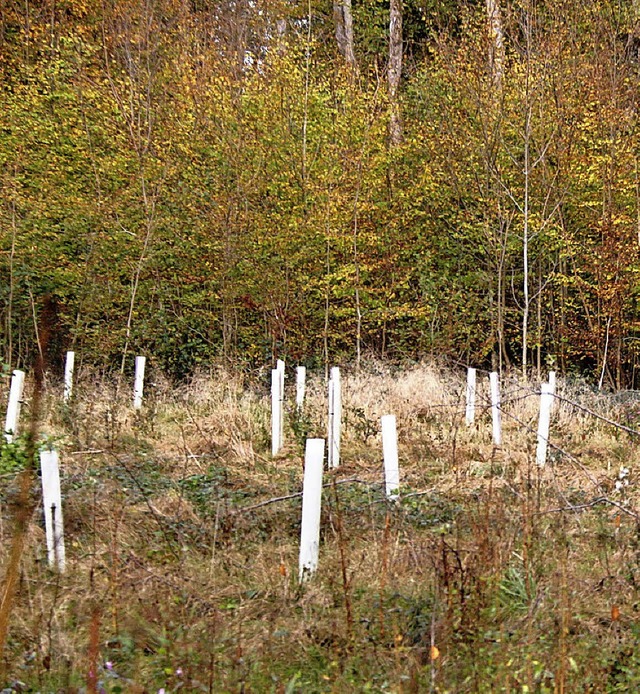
[0,361,638,690]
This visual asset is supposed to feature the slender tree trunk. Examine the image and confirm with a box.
[521,8,533,381]
[522,103,531,380]
[324,236,330,380]
[302,0,311,189]
[333,0,357,72]
[221,216,235,358]
[536,262,542,381]
[102,1,164,374]
[486,0,505,92]
[353,160,363,372]
[6,195,17,367]
[635,157,640,246]
[120,173,155,373]
[560,261,568,371]
[616,311,623,389]
[497,237,511,373]
[484,0,506,371]
[388,0,403,146]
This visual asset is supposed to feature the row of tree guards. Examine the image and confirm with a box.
[63,351,147,410]
[3,370,66,571]
[2,358,556,578]
[2,351,148,574]
[4,352,148,447]
[279,364,557,579]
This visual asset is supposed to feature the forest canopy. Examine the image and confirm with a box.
[2,0,640,386]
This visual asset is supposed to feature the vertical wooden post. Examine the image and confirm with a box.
[63,351,75,403]
[465,367,476,425]
[489,371,502,446]
[299,438,325,580]
[327,367,342,469]
[296,366,306,411]
[381,415,400,499]
[536,383,554,467]
[271,369,282,456]
[40,449,66,572]
[133,356,146,410]
[4,370,25,443]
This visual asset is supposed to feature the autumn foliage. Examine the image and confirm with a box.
[2,0,640,385]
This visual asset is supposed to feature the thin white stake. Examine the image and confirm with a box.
[5,369,25,443]
[489,371,502,446]
[40,449,66,572]
[299,438,325,580]
[536,383,554,467]
[63,351,75,403]
[133,356,146,410]
[271,369,282,456]
[381,415,400,499]
[465,368,477,425]
[296,366,306,411]
[277,359,285,443]
[327,367,342,469]
[548,371,556,395]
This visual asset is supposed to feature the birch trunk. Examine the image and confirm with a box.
[389,0,403,146]
[486,0,505,92]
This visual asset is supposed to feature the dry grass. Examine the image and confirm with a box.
[0,361,639,692]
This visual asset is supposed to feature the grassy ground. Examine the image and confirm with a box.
[1,362,640,692]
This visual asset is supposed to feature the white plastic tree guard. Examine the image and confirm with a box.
[548,371,556,395]
[299,438,325,580]
[296,366,306,411]
[277,359,285,443]
[40,449,66,572]
[489,371,502,446]
[327,367,342,469]
[4,369,25,443]
[271,369,283,456]
[465,367,477,425]
[536,383,554,467]
[133,356,146,410]
[381,415,400,499]
[63,351,75,403]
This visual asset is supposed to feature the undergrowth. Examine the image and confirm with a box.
[0,362,638,692]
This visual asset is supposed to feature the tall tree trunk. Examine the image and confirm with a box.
[6,194,17,367]
[333,0,357,72]
[486,0,505,92]
[388,0,403,146]
[536,262,542,381]
[522,100,531,380]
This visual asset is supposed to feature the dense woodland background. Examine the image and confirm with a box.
[3,0,640,385]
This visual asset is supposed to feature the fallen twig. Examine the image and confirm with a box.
[236,477,377,513]
[534,496,639,519]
